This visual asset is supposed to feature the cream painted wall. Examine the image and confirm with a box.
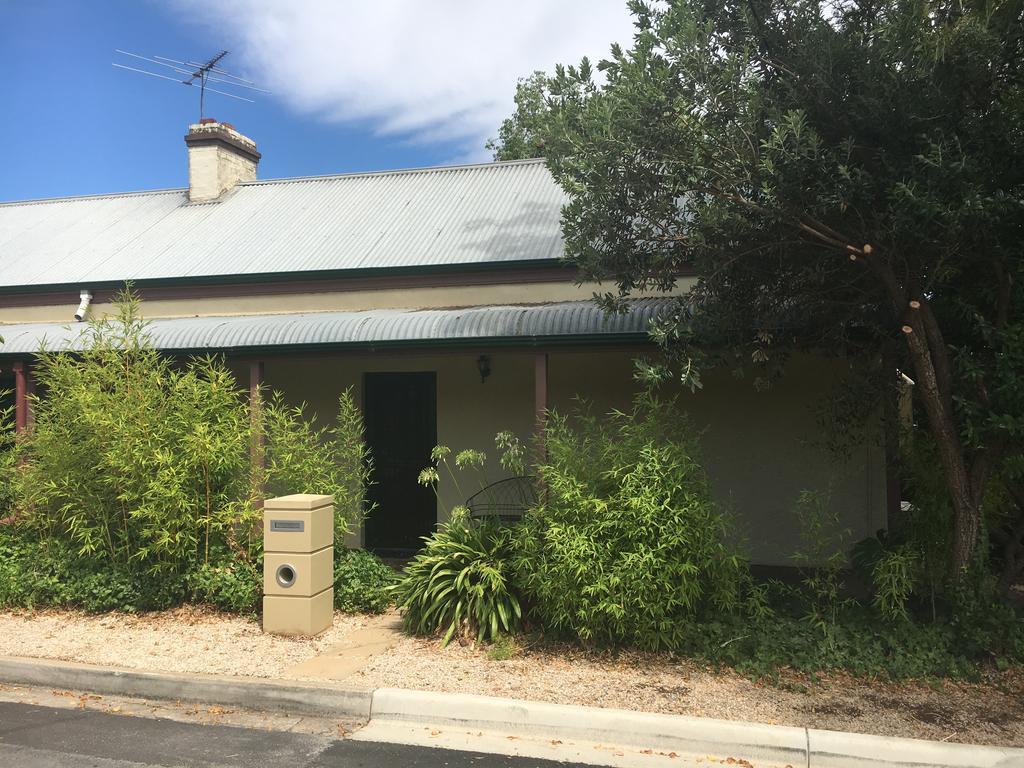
[692,360,887,567]
[251,347,886,566]
[0,279,695,325]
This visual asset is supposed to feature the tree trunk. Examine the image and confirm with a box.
[902,311,980,573]
[862,257,983,577]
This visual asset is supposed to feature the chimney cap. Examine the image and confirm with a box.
[199,117,237,130]
[185,120,260,164]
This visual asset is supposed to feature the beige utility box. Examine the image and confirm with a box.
[263,494,334,636]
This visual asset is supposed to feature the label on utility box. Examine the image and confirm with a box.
[270,520,305,532]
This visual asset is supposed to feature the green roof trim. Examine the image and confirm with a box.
[0,259,570,296]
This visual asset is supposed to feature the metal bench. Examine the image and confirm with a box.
[466,476,537,524]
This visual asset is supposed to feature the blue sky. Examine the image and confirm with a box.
[0,1,633,203]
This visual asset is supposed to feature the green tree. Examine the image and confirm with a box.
[486,72,551,161]
[498,0,1024,579]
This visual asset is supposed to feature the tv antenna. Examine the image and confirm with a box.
[113,49,269,119]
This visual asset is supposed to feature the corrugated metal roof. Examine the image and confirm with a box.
[0,300,670,356]
[0,159,566,289]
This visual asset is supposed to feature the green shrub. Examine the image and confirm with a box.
[0,288,375,614]
[946,576,1024,661]
[0,530,57,608]
[391,510,521,644]
[870,548,919,623]
[0,400,15,522]
[513,395,746,650]
[14,295,254,573]
[334,549,396,613]
[790,490,853,645]
[261,388,374,542]
[187,559,262,614]
[60,563,186,613]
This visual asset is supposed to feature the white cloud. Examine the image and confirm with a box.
[173,0,634,158]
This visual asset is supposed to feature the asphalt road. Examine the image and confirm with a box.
[0,701,590,768]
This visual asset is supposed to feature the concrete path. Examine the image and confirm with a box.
[283,612,403,681]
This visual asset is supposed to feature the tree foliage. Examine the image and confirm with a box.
[493,0,1024,582]
[486,71,551,161]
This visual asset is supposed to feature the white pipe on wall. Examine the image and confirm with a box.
[74,290,92,322]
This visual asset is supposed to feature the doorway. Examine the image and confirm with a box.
[362,372,438,554]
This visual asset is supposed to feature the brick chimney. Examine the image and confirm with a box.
[184,119,261,202]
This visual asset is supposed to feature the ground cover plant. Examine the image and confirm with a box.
[0,289,387,615]
[334,548,397,614]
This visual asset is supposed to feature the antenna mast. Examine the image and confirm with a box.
[113,49,268,119]
[189,50,227,120]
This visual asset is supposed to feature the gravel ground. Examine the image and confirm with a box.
[351,635,1024,748]
[2,608,1021,747]
[0,607,369,678]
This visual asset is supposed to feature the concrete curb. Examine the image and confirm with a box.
[372,687,807,765]
[371,688,1024,768]
[1,656,1022,768]
[0,657,372,719]
[806,727,1024,768]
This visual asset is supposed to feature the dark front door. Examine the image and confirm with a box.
[363,372,438,553]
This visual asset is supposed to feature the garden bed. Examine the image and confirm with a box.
[0,607,370,678]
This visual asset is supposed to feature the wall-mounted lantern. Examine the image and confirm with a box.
[476,355,491,384]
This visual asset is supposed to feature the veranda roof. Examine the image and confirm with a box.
[0,299,671,357]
